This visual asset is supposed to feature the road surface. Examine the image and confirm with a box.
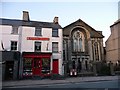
[2,80,120,90]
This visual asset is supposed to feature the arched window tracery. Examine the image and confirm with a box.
[72,30,85,52]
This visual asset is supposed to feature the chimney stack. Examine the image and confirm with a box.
[23,11,30,21]
[53,17,58,24]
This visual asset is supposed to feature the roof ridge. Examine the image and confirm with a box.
[0,18,62,29]
[0,18,54,24]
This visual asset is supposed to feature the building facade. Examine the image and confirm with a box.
[63,19,104,75]
[105,19,120,64]
[0,11,63,80]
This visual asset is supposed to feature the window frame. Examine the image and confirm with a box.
[34,41,41,52]
[52,28,58,37]
[72,31,85,52]
[41,58,50,74]
[52,42,59,53]
[23,58,32,76]
[35,27,42,36]
[11,41,17,51]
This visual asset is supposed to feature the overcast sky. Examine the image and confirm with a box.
[1,1,119,46]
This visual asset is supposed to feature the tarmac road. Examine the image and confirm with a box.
[2,76,120,90]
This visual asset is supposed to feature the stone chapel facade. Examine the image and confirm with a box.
[63,19,104,75]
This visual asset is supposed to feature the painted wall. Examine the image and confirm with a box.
[0,25,19,51]
[20,26,63,75]
[0,25,63,75]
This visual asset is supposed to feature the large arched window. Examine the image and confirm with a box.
[72,30,85,52]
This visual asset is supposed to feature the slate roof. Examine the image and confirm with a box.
[0,18,62,29]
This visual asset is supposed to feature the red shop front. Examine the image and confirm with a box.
[22,52,52,78]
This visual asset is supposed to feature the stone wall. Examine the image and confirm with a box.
[106,19,120,64]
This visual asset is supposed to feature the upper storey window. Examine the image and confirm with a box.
[11,41,17,51]
[34,42,41,52]
[52,42,58,53]
[11,26,18,34]
[35,27,42,36]
[52,28,58,37]
[72,30,85,52]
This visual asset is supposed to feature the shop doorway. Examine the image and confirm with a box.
[32,58,42,76]
[78,60,82,72]
[5,61,14,80]
[52,59,59,74]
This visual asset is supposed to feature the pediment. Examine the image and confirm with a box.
[63,19,104,38]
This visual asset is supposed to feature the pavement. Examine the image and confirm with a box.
[2,76,120,88]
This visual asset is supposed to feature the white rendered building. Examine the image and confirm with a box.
[0,11,63,80]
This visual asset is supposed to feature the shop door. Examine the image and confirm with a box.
[52,59,59,74]
[32,58,42,76]
[5,61,14,80]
